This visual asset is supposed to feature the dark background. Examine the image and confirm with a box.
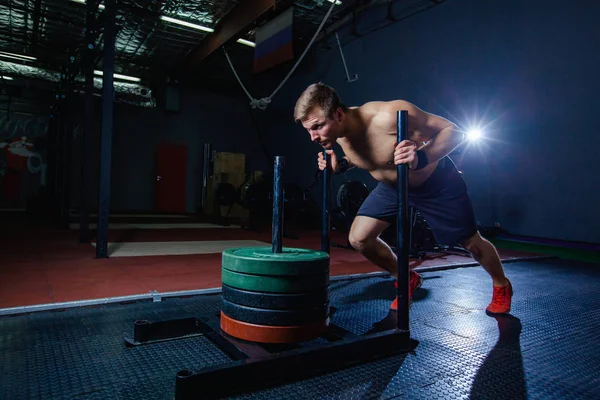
[1,0,597,244]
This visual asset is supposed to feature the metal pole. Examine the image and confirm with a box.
[335,32,358,83]
[79,0,98,243]
[396,110,410,331]
[55,83,66,225]
[321,149,331,254]
[61,53,75,229]
[96,0,116,258]
[46,107,58,215]
[200,143,212,212]
[272,156,284,253]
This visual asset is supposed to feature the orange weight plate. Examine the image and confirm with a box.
[220,312,329,344]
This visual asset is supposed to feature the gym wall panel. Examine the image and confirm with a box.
[69,88,265,213]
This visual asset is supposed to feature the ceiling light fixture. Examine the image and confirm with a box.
[72,2,253,48]
[71,0,105,10]
[0,51,37,61]
[160,16,214,33]
[161,17,255,47]
[1,76,14,80]
[94,70,141,82]
[236,39,255,47]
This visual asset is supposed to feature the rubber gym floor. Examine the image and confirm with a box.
[1,210,599,399]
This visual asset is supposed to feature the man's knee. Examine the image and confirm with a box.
[348,231,375,252]
[348,216,390,252]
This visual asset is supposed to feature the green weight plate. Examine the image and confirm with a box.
[221,268,329,294]
[222,247,330,276]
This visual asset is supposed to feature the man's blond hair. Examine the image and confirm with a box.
[294,83,348,122]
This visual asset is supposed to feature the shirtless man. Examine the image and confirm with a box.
[294,83,512,314]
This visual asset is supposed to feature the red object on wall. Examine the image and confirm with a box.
[155,143,188,213]
[4,138,33,172]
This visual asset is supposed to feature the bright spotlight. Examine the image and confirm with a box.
[467,129,482,141]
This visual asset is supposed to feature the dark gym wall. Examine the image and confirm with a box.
[70,87,266,213]
[249,0,599,244]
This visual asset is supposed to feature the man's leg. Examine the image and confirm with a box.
[461,231,513,314]
[416,205,514,314]
[461,231,508,287]
[348,216,424,309]
[407,158,513,314]
[348,216,395,276]
[351,182,423,309]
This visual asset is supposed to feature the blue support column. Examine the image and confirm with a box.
[271,156,284,253]
[396,110,410,331]
[79,0,98,243]
[321,149,331,254]
[96,0,116,258]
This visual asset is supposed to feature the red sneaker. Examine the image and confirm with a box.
[486,278,513,314]
[391,270,423,310]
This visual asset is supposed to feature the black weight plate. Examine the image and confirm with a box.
[221,298,330,327]
[221,284,329,310]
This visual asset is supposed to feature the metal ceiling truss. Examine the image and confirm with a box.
[0,0,446,107]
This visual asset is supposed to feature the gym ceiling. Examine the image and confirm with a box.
[0,0,443,107]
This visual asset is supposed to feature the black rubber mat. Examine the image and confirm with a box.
[2,257,600,399]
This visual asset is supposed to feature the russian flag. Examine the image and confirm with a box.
[253,7,294,74]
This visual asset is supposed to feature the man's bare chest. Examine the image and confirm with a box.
[338,135,395,171]
[339,129,425,171]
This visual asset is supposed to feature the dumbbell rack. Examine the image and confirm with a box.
[123,112,414,400]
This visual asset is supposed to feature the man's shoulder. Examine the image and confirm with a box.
[359,100,413,113]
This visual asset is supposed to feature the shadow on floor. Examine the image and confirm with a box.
[470,313,526,399]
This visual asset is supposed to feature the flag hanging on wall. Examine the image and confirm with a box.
[253,7,294,74]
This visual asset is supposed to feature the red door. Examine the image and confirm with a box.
[155,143,188,213]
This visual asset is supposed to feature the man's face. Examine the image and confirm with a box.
[301,107,343,149]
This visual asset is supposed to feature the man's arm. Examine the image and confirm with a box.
[385,100,464,167]
[417,124,464,166]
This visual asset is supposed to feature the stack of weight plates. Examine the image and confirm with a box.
[220,247,331,344]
